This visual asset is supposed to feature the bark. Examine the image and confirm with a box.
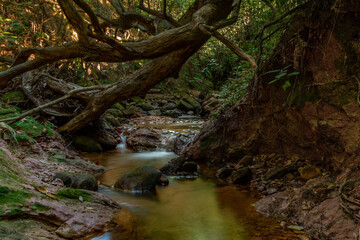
[0,0,242,134]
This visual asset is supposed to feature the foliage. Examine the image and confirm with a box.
[265,65,300,91]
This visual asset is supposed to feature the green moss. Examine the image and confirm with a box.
[113,103,125,111]
[14,133,36,143]
[130,96,144,104]
[0,187,31,205]
[31,203,49,212]
[11,117,54,138]
[2,91,25,103]
[56,188,92,202]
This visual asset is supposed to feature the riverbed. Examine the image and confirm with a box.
[87,119,301,240]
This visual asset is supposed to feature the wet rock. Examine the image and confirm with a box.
[216,166,233,180]
[123,106,146,118]
[173,133,195,155]
[298,166,321,180]
[160,156,186,175]
[264,166,288,180]
[114,165,162,193]
[164,109,182,118]
[177,95,201,111]
[97,129,118,150]
[165,103,176,110]
[126,128,161,151]
[235,155,253,169]
[73,136,102,152]
[54,172,98,191]
[228,167,252,184]
[181,161,198,173]
[157,174,169,186]
[148,109,161,116]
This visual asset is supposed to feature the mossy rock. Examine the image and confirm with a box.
[2,91,25,103]
[114,165,162,193]
[73,136,103,152]
[56,188,93,202]
[0,149,24,183]
[112,103,125,111]
[177,95,201,111]
[138,103,154,111]
[0,187,31,206]
[54,172,98,191]
[130,96,145,104]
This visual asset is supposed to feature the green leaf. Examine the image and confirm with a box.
[275,72,287,79]
[282,80,291,91]
[268,78,281,84]
[263,69,281,75]
[287,72,300,76]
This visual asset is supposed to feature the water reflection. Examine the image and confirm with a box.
[88,149,299,240]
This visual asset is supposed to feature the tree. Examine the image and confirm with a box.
[0,0,257,134]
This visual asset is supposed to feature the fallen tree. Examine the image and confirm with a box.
[0,0,257,134]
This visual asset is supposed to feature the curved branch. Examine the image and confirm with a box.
[0,83,110,124]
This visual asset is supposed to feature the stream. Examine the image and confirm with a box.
[87,118,300,240]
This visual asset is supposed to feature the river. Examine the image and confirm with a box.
[87,118,301,240]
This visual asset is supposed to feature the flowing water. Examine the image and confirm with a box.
[88,119,301,240]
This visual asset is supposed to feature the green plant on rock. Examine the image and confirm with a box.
[56,188,92,202]
[265,65,300,91]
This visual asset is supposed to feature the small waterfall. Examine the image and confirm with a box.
[117,133,127,150]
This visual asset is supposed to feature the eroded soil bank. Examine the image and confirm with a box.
[185,1,360,239]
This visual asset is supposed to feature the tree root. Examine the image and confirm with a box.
[338,177,360,222]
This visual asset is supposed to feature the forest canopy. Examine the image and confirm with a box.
[0,0,307,133]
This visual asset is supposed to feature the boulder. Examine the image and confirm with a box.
[148,109,161,116]
[73,136,103,152]
[157,174,169,186]
[181,161,198,173]
[235,155,254,169]
[160,156,186,175]
[173,133,195,155]
[164,109,182,118]
[216,167,233,180]
[165,103,176,110]
[228,167,252,184]
[139,103,154,111]
[97,130,118,150]
[264,166,288,180]
[177,95,201,111]
[114,165,162,193]
[54,172,98,191]
[126,128,161,151]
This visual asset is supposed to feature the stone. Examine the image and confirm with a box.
[173,133,195,155]
[157,174,169,186]
[97,130,118,150]
[114,165,162,193]
[164,109,182,118]
[165,103,176,110]
[264,166,288,180]
[216,167,233,180]
[235,155,253,169]
[160,156,186,175]
[54,172,98,191]
[148,109,161,116]
[181,161,198,173]
[73,136,103,152]
[298,166,321,180]
[228,167,252,184]
[177,94,201,111]
[139,103,154,111]
[126,128,161,151]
